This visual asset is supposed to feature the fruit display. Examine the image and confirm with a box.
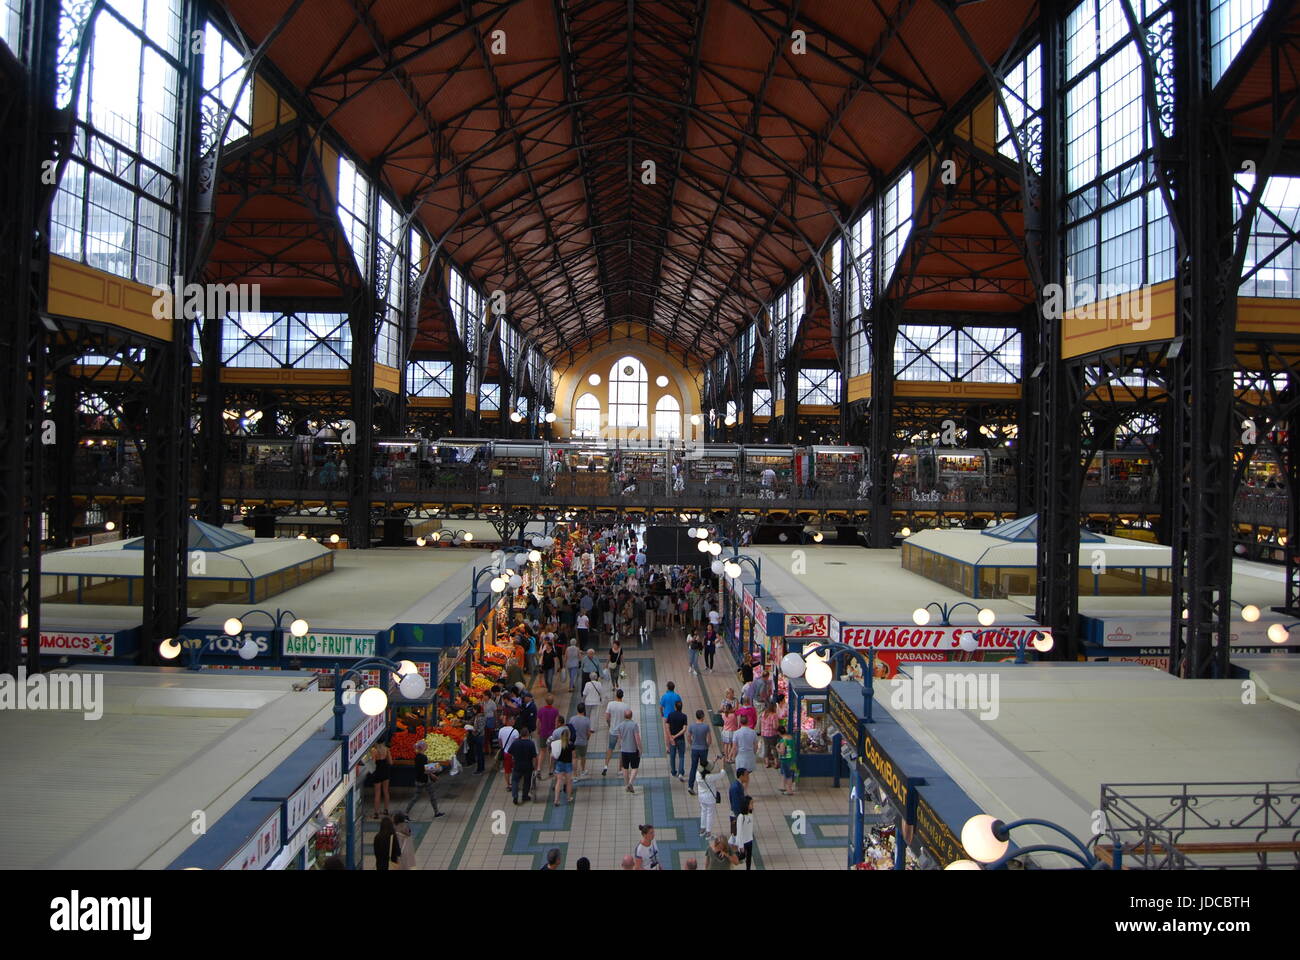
[420,733,459,763]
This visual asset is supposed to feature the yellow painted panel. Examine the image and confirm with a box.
[220,368,350,386]
[465,392,478,413]
[251,74,296,138]
[374,363,400,393]
[893,380,1021,401]
[1061,280,1176,359]
[67,364,142,383]
[848,373,872,403]
[797,404,839,415]
[47,257,172,340]
[409,396,453,408]
[969,95,998,156]
[1237,297,1300,335]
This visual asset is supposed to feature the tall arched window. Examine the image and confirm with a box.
[609,356,647,427]
[574,393,602,437]
[654,395,681,440]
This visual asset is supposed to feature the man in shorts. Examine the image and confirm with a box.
[602,688,628,775]
[611,708,642,794]
[568,703,593,779]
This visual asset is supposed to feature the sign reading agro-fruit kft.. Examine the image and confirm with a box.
[282,632,377,658]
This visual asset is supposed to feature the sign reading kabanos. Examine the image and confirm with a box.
[282,632,376,658]
[840,624,1051,652]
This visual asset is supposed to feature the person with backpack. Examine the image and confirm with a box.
[548,721,576,806]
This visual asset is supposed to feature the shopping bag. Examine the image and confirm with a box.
[449,755,462,776]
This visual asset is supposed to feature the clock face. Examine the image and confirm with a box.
[623,365,635,377]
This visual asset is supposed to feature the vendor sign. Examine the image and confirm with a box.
[222,809,280,871]
[282,631,377,658]
[840,623,1051,652]
[39,631,115,657]
[1092,619,1300,648]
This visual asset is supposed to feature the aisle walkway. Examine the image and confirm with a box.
[368,624,856,870]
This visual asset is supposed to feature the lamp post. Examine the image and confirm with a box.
[420,529,474,546]
[721,554,762,597]
[949,813,1105,870]
[779,641,877,723]
[331,657,426,739]
[470,566,511,608]
[159,608,309,669]
[912,601,997,627]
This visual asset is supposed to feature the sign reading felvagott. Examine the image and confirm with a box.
[282,632,376,658]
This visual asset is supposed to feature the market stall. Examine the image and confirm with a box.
[741,445,797,498]
[487,440,548,498]
[809,445,864,498]
[682,443,740,497]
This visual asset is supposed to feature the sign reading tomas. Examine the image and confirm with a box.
[282,632,376,658]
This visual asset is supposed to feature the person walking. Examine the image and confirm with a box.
[373,815,401,871]
[569,703,593,779]
[468,704,487,774]
[607,638,624,688]
[686,631,701,677]
[729,767,750,835]
[539,636,558,693]
[536,693,560,779]
[759,701,781,769]
[548,722,576,806]
[778,723,799,795]
[404,741,446,820]
[686,709,712,794]
[540,848,562,870]
[602,687,628,776]
[497,715,519,778]
[579,648,601,693]
[612,708,642,794]
[392,812,416,870]
[564,640,581,692]
[664,699,688,782]
[576,610,591,650]
[508,727,539,804]
[735,796,756,870]
[634,824,661,870]
[734,714,759,774]
[703,628,717,672]
[696,757,727,838]
[658,680,682,721]
[720,703,739,764]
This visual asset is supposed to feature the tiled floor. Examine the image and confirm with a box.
[366,624,853,870]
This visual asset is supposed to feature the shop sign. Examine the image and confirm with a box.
[286,751,343,838]
[179,627,274,658]
[346,710,387,767]
[841,624,1052,652]
[39,632,115,657]
[743,591,756,617]
[828,617,841,645]
[1098,620,1299,648]
[785,614,830,639]
[282,632,376,658]
[860,727,909,815]
[222,809,281,871]
[827,687,862,757]
[914,792,965,867]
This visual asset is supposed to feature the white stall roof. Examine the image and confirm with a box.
[42,536,331,580]
[0,667,332,869]
[903,527,1172,567]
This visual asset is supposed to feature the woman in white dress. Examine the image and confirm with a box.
[696,757,727,838]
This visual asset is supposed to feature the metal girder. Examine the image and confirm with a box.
[0,9,55,674]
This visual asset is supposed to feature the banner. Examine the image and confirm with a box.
[785,614,830,639]
[840,623,1051,652]
[39,632,115,657]
[1093,618,1300,648]
[282,632,377,658]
